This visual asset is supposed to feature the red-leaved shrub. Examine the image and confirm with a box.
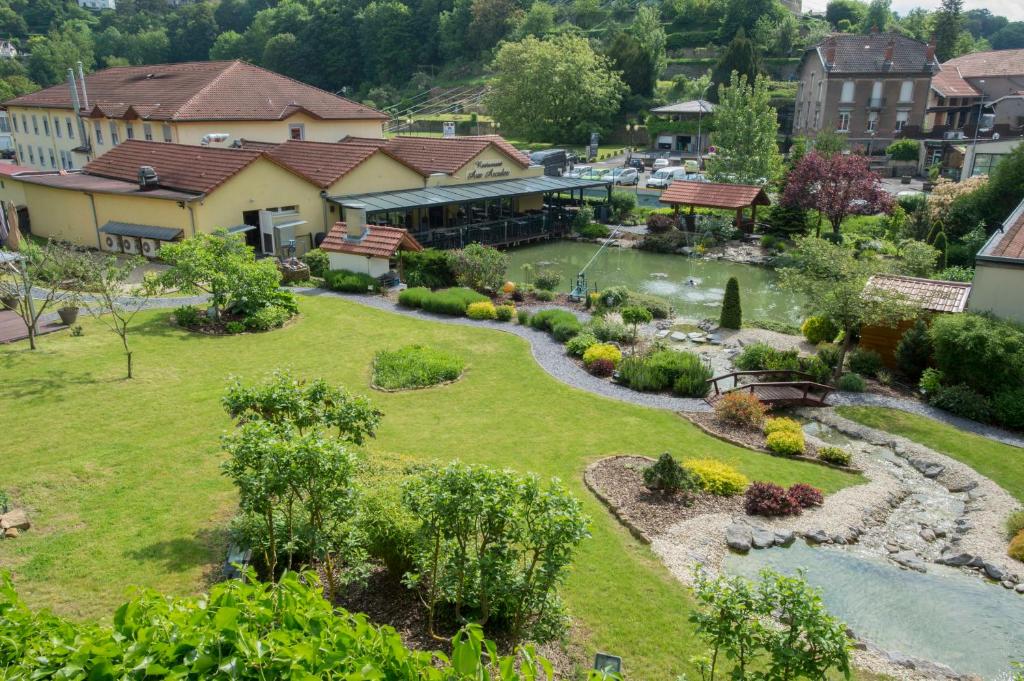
[787,483,823,509]
[714,391,769,429]
[744,481,802,517]
[646,213,677,234]
[588,358,616,377]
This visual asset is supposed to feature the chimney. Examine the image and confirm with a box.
[884,39,894,64]
[342,203,367,240]
[138,165,158,190]
[926,34,936,61]
[871,24,879,34]
[824,37,836,66]
[67,68,82,113]
[77,61,89,110]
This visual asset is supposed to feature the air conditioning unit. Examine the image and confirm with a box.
[121,236,142,255]
[101,233,122,252]
[139,238,162,258]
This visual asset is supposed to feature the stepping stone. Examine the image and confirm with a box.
[804,529,829,544]
[983,562,1006,581]
[947,479,978,493]
[687,332,706,342]
[726,524,752,552]
[751,528,776,549]
[891,551,927,573]
[936,551,976,567]
[670,331,688,341]
[1016,583,1024,594]
[0,509,29,531]
[774,530,795,547]
[655,330,670,339]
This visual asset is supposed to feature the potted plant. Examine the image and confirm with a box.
[57,288,82,325]
[923,163,940,191]
[0,281,19,312]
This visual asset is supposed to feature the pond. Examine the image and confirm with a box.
[723,541,1024,680]
[505,241,805,325]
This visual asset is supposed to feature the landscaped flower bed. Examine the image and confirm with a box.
[371,345,465,391]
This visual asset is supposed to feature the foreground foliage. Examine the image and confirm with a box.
[0,570,561,681]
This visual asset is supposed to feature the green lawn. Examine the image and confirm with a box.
[837,406,1024,503]
[0,296,864,678]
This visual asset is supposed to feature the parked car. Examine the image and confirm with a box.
[611,167,639,185]
[529,148,568,177]
[645,167,688,189]
[626,158,645,171]
[565,164,592,179]
[583,167,613,181]
[652,157,671,170]
[683,159,699,174]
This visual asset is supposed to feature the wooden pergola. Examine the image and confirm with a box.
[659,180,771,229]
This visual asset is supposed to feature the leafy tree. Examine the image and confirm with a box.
[630,5,667,79]
[934,0,964,61]
[209,29,247,60]
[155,231,282,322]
[84,255,156,379]
[448,243,509,292]
[512,1,556,39]
[711,28,763,93]
[262,32,302,79]
[859,0,891,32]
[825,0,867,29]
[886,138,920,162]
[782,152,893,235]
[991,22,1024,49]
[358,1,416,85]
[468,0,523,53]
[439,0,474,60]
[403,462,589,642]
[719,276,742,329]
[214,0,263,34]
[779,236,913,380]
[0,6,28,40]
[487,34,626,142]
[813,129,847,157]
[621,305,652,353]
[608,32,657,97]
[895,318,932,381]
[124,28,170,65]
[753,12,799,56]
[706,73,782,186]
[167,3,218,63]
[898,240,939,278]
[27,23,95,87]
[568,0,608,29]
[719,0,784,42]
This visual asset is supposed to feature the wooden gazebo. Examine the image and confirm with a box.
[659,180,771,230]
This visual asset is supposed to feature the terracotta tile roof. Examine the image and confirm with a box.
[381,135,531,175]
[82,140,266,194]
[320,223,423,258]
[944,48,1024,79]
[14,171,198,201]
[659,180,771,209]
[814,33,938,74]
[245,139,429,188]
[235,139,282,152]
[865,275,971,313]
[4,61,386,121]
[930,67,981,98]
[979,199,1024,262]
[0,162,33,176]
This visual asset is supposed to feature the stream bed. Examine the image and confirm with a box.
[724,421,1024,679]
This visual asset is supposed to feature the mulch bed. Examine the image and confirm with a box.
[585,455,743,542]
[686,411,821,458]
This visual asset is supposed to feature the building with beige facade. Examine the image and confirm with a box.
[3,60,387,172]
[969,197,1024,324]
[794,32,938,153]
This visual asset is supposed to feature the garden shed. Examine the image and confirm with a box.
[859,274,971,367]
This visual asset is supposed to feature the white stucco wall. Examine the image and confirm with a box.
[327,252,390,278]
[967,262,1024,323]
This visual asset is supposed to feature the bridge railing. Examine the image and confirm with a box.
[706,370,817,397]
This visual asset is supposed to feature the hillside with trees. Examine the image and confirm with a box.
[0,0,1019,142]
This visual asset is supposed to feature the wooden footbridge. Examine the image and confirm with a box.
[706,370,834,408]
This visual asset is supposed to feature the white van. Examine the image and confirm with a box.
[645,167,688,189]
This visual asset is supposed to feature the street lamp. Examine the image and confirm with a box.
[968,79,988,179]
[696,81,714,170]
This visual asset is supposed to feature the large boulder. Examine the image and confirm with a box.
[751,528,776,549]
[936,551,976,567]
[983,562,1006,582]
[725,523,753,552]
[804,529,830,544]
[891,551,927,573]
[0,509,29,531]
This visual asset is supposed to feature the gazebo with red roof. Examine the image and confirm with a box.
[658,180,771,230]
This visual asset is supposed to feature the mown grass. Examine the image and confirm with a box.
[837,406,1024,503]
[0,296,864,678]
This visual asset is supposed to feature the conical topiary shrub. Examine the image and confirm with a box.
[720,276,742,329]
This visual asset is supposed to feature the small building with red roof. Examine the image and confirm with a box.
[320,205,423,278]
[969,197,1024,323]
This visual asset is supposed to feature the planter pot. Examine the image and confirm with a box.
[900,175,912,185]
[1,295,18,311]
[57,307,79,325]
[923,181,935,191]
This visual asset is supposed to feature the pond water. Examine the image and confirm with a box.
[723,542,1024,680]
[723,420,1024,680]
[505,241,805,325]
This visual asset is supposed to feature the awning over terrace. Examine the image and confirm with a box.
[327,175,612,213]
[98,221,183,241]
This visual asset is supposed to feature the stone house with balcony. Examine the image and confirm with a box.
[794,32,938,155]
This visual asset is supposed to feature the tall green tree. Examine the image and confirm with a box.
[358,1,416,85]
[630,5,667,79]
[607,31,657,97]
[991,22,1024,50]
[27,23,95,87]
[719,0,785,42]
[934,0,964,61]
[487,34,626,142]
[711,28,762,96]
[860,0,892,32]
[166,3,218,63]
[825,0,867,29]
[706,72,782,185]
[512,1,556,39]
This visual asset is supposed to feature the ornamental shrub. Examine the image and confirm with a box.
[1005,510,1024,540]
[552,320,582,342]
[397,286,431,309]
[530,308,579,333]
[466,301,498,320]
[534,289,555,302]
[244,305,291,331]
[565,332,598,357]
[919,367,944,394]
[583,342,622,367]
[595,286,673,318]
[713,392,769,429]
[764,417,801,435]
[587,358,616,377]
[801,316,838,345]
[719,277,742,329]
[646,212,677,234]
[992,387,1024,429]
[617,350,705,393]
[895,319,933,382]
[928,383,993,422]
[838,373,866,392]
[643,452,700,495]
[300,248,330,278]
[578,222,611,239]
[801,355,832,384]
[847,348,883,377]
[788,483,823,508]
[324,269,381,293]
[671,353,713,398]
[929,313,1024,396]
[173,304,201,328]
[745,481,802,517]
[372,345,465,390]
[684,459,749,496]
[816,343,842,370]
[448,243,509,292]
[225,321,246,334]
[517,308,530,325]
[733,343,801,372]
[766,430,805,456]
[818,446,852,466]
[1010,530,1024,563]
[589,317,631,343]
[533,270,562,291]
[420,288,489,316]
[494,304,515,322]
[398,249,456,289]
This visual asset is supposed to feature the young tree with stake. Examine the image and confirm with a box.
[84,255,155,379]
